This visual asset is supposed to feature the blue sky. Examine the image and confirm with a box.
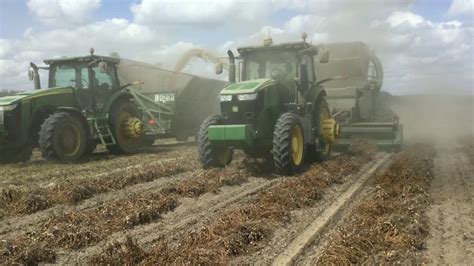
[0,0,472,94]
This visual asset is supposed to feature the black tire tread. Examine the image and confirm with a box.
[38,111,86,162]
[272,112,304,175]
[197,115,231,169]
[107,100,142,154]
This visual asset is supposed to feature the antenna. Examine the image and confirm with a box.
[263,27,273,46]
[301,32,307,42]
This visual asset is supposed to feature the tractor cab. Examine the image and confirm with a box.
[29,50,121,110]
[236,42,313,105]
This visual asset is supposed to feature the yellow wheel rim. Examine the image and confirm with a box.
[291,125,304,166]
[59,123,81,156]
[319,104,331,155]
[118,111,143,144]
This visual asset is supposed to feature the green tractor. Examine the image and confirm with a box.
[0,50,155,163]
[198,37,340,174]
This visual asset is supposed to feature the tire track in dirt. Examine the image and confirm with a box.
[291,154,393,265]
[272,153,392,265]
[58,176,278,264]
[424,144,474,264]
[312,144,436,264]
[89,149,377,264]
[228,154,390,264]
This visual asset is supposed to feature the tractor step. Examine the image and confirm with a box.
[90,114,116,146]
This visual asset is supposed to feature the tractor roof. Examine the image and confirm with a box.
[44,55,120,65]
[237,41,313,55]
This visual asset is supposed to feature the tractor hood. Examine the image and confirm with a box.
[0,87,74,106]
[220,78,276,95]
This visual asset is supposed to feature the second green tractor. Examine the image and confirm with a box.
[198,37,340,174]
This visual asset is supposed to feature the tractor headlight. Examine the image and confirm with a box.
[0,104,17,111]
[219,95,233,102]
[237,93,258,101]
[0,104,17,125]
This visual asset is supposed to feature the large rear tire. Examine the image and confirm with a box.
[198,115,233,169]
[107,100,144,154]
[39,112,87,162]
[307,98,332,163]
[272,112,306,175]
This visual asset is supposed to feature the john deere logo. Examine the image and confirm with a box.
[232,106,239,112]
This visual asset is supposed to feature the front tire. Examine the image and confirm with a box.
[39,112,87,162]
[272,112,306,175]
[198,115,233,169]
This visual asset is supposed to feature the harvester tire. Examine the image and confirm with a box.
[107,100,143,154]
[272,112,306,175]
[198,115,233,169]
[39,112,87,162]
[307,98,332,162]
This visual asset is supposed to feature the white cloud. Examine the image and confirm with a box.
[27,0,101,27]
[131,0,268,26]
[0,40,13,58]
[1,0,472,96]
[448,0,474,16]
[0,18,169,90]
[386,11,424,27]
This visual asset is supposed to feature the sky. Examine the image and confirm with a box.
[0,0,472,95]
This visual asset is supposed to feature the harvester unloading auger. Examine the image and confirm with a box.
[315,42,403,151]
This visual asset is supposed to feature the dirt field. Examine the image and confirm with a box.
[0,135,473,264]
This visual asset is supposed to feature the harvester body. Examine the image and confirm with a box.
[198,40,340,174]
[0,53,225,162]
[315,42,403,151]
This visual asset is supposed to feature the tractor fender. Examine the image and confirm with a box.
[103,90,134,113]
[310,86,327,107]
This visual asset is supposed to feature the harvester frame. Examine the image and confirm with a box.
[315,42,403,151]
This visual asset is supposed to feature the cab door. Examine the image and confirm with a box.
[73,66,93,110]
[89,65,116,110]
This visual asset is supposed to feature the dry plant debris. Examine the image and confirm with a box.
[91,150,374,265]
[0,161,250,264]
[317,143,436,264]
[0,156,197,218]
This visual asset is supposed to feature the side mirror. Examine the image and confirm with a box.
[98,61,108,73]
[319,50,329,63]
[28,67,34,81]
[215,62,223,75]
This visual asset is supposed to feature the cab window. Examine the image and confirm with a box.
[50,64,87,89]
[91,66,117,90]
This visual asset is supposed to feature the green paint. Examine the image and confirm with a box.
[208,124,253,146]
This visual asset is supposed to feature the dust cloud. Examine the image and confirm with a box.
[390,94,474,143]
